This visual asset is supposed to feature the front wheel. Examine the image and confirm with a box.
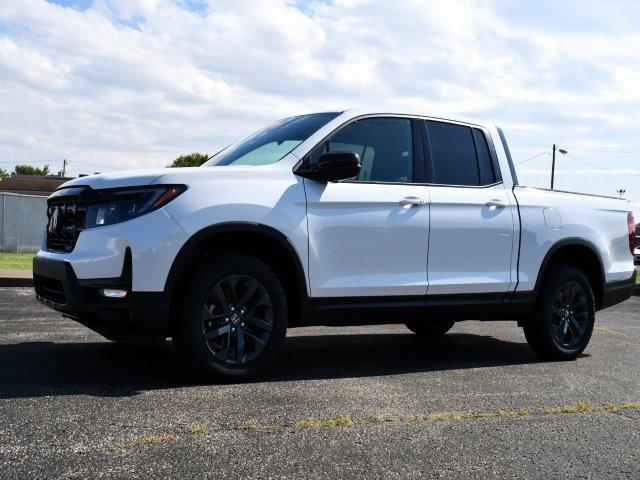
[175,252,288,382]
[523,265,595,360]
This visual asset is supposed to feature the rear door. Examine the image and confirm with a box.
[422,119,516,296]
[303,116,430,298]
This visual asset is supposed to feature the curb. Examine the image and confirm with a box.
[0,277,33,288]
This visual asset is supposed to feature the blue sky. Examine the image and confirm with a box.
[48,0,93,9]
[1,0,640,215]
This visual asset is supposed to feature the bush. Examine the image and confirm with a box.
[168,153,208,168]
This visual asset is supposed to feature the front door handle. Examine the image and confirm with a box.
[485,199,506,209]
[399,197,426,207]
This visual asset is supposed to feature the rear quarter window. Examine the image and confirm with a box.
[472,129,497,185]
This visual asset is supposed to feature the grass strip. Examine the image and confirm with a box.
[109,402,640,450]
[0,253,34,270]
[240,402,638,434]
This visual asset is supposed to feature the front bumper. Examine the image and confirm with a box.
[33,254,170,344]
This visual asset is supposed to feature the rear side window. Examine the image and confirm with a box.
[425,121,498,186]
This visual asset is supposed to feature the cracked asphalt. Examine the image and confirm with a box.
[1,287,639,479]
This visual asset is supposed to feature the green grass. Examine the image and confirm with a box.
[0,253,34,270]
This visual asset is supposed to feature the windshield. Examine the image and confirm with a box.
[205,112,340,167]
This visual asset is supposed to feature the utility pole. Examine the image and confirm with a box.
[550,145,567,190]
[616,189,626,199]
[62,159,67,177]
[551,144,556,189]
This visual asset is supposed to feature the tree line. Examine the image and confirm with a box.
[0,153,209,181]
[0,164,50,180]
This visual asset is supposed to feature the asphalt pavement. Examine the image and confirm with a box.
[1,287,639,479]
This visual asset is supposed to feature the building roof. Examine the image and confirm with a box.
[0,174,73,196]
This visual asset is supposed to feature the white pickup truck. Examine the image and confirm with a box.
[33,109,637,381]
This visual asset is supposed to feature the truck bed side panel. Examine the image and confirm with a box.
[513,186,634,292]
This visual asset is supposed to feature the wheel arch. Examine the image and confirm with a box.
[533,238,605,309]
[164,222,311,333]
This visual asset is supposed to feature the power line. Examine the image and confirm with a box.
[570,148,640,154]
[0,159,52,165]
[515,150,550,165]
[67,159,118,171]
[514,149,640,177]
[565,153,640,177]
[0,158,120,171]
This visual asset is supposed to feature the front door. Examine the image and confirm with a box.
[303,117,430,298]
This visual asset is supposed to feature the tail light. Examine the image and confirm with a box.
[628,212,636,255]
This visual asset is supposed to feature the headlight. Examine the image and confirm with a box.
[84,185,186,228]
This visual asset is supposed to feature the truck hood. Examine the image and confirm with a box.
[60,160,298,190]
[59,168,175,190]
[58,165,286,191]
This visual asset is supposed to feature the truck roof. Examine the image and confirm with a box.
[337,108,493,130]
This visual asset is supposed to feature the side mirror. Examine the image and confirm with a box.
[297,152,361,182]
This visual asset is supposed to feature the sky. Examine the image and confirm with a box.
[1,0,639,216]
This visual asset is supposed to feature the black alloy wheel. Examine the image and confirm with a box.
[176,252,288,382]
[201,274,273,365]
[550,281,589,349]
[523,265,595,360]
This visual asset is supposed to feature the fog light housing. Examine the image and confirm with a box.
[99,288,128,298]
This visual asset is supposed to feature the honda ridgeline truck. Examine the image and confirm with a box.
[33,109,637,381]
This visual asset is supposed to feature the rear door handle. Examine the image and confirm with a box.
[485,199,506,209]
[399,197,426,207]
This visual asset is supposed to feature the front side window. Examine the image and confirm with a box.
[206,112,340,167]
[309,117,414,183]
[426,120,498,186]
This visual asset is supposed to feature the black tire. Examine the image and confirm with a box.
[523,265,595,360]
[405,319,455,336]
[174,252,287,382]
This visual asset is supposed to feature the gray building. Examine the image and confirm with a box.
[0,175,72,253]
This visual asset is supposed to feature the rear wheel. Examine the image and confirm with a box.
[523,265,595,360]
[175,252,287,382]
[405,319,455,336]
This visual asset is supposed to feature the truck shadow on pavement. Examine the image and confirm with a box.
[0,332,554,399]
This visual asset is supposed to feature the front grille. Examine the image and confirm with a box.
[34,275,67,304]
[46,198,86,253]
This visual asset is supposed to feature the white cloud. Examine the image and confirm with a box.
[0,0,638,211]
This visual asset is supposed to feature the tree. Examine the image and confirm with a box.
[0,168,9,180]
[14,164,50,176]
[168,153,208,168]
